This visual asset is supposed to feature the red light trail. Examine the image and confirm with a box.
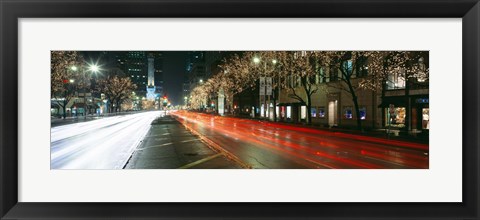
[171,111,428,169]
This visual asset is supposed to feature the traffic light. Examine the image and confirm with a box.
[162,96,168,107]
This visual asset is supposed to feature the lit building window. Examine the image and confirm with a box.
[301,106,307,119]
[386,107,406,128]
[344,107,353,119]
[386,69,406,90]
[343,60,353,76]
[422,108,430,129]
[359,107,366,120]
[286,106,292,119]
[311,107,317,117]
[318,107,325,118]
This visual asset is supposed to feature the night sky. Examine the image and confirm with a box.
[162,52,188,105]
[84,51,188,106]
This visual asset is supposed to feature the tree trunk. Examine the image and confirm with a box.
[306,93,312,125]
[344,75,362,131]
[352,95,362,131]
[62,99,67,119]
[273,87,277,122]
[116,101,121,112]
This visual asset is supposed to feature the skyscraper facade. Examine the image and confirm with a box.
[114,51,163,98]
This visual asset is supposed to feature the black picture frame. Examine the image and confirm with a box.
[1,0,478,219]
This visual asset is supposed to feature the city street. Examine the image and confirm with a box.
[51,110,428,169]
[124,114,241,169]
[51,111,161,169]
[49,51,430,170]
[172,111,429,169]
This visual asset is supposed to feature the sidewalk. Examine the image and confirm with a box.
[124,115,242,169]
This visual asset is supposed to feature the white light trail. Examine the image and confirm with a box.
[51,111,162,169]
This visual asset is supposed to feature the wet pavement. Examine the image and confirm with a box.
[124,115,242,169]
[171,111,429,169]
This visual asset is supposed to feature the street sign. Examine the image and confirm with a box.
[218,88,225,115]
[259,77,266,96]
[266,77,272,96]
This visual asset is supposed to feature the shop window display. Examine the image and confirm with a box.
[301,106,307,119]
[318,107,325,118]
[359,107,366,120]
[422,108,429,129]
[344,107,353,119]
[386,107,406,128]
[311,107,317,117]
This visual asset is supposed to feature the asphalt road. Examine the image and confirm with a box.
[171,111,429,169]
[50,111,161,169]
[124,115,242,169]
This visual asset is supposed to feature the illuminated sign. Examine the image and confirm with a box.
[416,98,429,103]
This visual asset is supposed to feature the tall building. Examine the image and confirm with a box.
[114,51,163,98]
[146,55,156,100]
[182,81,190,105]
[186,52,206,92]
[205,51,223,77]
[152,53,164,97]
[186,51,204,72]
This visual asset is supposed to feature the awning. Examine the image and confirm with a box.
[277,102,305,106]
[377,97,407,108]
[73,103,100,109]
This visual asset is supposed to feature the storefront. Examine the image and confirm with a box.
[277,102,302,123]
[411,96,429,131]
[379,95,429,132]
[379,96,407,129]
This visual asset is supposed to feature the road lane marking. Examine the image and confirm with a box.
[177,153,223,169]
[136,142,173,150]
[174,117,252,169]
[180,139,200,143]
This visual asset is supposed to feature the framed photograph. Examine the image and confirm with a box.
[1,0,479,219]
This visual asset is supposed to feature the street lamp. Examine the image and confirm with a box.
[89,64,99,73]
[254,56,278,120]
[82,63,100,120]
[254,56,268,119]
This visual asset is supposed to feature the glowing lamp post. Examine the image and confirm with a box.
[254,56,277,120]
[84,64,99,119]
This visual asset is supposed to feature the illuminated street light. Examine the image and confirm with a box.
[89,64,99,73]
[272,59,277,64]
[199,79,203,83]
[253,57,260,63]
[71,66,78,71]
[69,79,75,83]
